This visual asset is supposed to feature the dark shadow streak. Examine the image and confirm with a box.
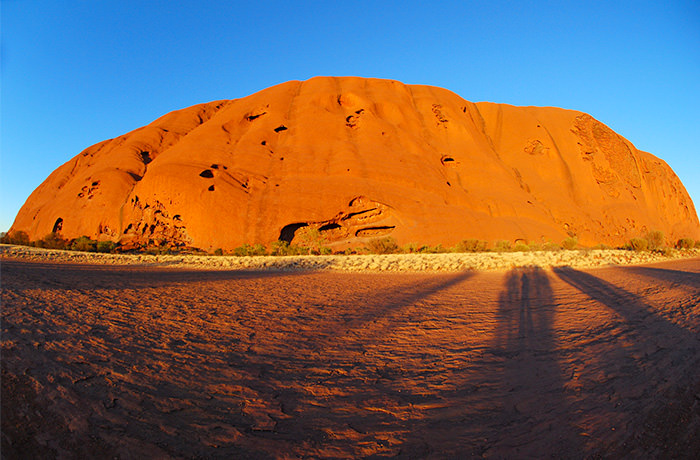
[0,259,316,292]
[621,266,700,289]
[552,266,700,457]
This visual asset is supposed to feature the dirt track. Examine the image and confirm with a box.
[2,258,699,458]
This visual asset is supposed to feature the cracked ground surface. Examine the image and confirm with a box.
[2,258,699,458]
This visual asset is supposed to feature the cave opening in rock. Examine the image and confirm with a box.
[199,169,214,178]
[52,218,63,233]
[279,223,308,243]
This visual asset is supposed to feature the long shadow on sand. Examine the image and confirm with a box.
[552,266,700,457]
[486,267,583,457]
[1,259,316,291]
[620,265,700,289]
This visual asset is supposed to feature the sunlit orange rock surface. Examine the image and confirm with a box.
[10,77,700,250]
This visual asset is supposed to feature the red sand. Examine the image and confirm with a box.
[2,258,699,458]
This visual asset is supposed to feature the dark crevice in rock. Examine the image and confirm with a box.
[52,218,64,233]
[199,169,214,178]
[319,223,341,232]
[279,223,308,243]
[274,125,288,133]
[355,226,395,237]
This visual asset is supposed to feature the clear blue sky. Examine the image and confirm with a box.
[2,0,699,232]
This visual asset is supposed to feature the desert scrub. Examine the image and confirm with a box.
[628,237,648,252]
[675,238,695,249]
[232,243,268,257]
[96,241,116,253]
[493,240,512,252]
[35,232,69,250]
[561,236,578,250]
[454,239,489,253]
[71,236,97,252]
[645,230,664,250]
[270,240,309,256]
[365,236,400,254]
[0,230,30,246]
[513,243,530,252]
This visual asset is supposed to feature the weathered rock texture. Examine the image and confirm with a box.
[10,77,700,250]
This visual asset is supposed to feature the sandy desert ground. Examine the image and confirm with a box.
[2,252,699,458]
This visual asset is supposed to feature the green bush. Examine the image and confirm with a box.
[493,240,512,252]
[645,230,664,250]
[454,239,489,253]
[696,240,700,249]
[675,238,694,249]
[96,241,116,253]
[513,243,530,252]
[71,236,97,252]
[628,237,648,252]
[365,237,400,254]
[213,248,224,256]
[562,236,578,250]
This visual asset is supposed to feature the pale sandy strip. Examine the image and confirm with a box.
[1,244,698,272]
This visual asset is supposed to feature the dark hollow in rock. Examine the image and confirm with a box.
[208,185,215,191]
[279,223,308,243]
[140,151,152,165]
[274,125,288,133]
[319,223,342,232]
[199,170,214,178]
[52,218,64,233]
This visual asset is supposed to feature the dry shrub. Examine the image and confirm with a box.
[0,230,30,246]
[365,237,400,254]
[676,238,695,249]
[494,240,512,252]
[454,239,489,253]
[628,237,648,252]
[645,230,664,250]
[562,236,578,250]
[71,236,97,252]
[232,243,268,256]
[96,241,116,253]
[36,232,69,250]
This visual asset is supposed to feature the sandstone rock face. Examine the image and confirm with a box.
[10,77,700,250]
